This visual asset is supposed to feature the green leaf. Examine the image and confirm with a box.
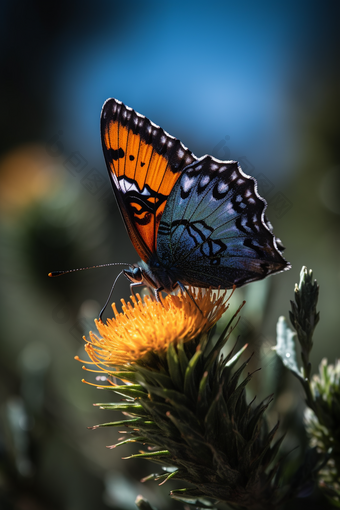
[184,350,203,402]
[123,450,171,460]
[167,341,184,391]
[94,401,144,409]
[211,302,244,358]
[275,316,302,379]
[224,354,253,403]
[90,417,141,428]
[111,371,140,384]
[135,366,175,389]
[112,436,148,448]
[140,400,179,435]
[197,370,210,419]
[225,343,248,368]
[106,384,146,399]
[144,386,193,410]
[177,340,189,379]
[166,410,209,453]
[204,389,236,457]
[224,369,253,417]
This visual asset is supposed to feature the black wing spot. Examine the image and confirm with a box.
[243,238,267,258]
[109,147,125,160]
[235,216,248,234]
[129,155,135,161]
[180,187,191,200]
[140,162,145,167]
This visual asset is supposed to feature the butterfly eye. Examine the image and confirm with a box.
[124,266,143,283]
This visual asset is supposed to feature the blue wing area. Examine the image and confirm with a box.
[155,156,290,288]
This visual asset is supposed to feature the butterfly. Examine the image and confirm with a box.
[100,98,290,304]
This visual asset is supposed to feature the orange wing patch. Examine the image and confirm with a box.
[104,121,177,197]
[101,99,197,262]
[103,121,181,257]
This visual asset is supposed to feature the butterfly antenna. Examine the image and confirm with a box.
[49,263,130,322]
[48,262,129,277]
[99,270,125,322]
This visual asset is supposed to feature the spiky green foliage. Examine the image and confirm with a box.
[90,308,317,510]
[275,266,339,505]
[275,267,320,410]
[305,359,340,505]
[289,266,320,379]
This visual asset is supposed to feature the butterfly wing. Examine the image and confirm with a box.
[156,156,290,288]
[101,98,197,261]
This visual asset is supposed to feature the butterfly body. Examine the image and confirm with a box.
[101,98,290,299]
[124,258,181,294]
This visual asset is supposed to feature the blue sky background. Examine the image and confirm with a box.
[46,1,334,180]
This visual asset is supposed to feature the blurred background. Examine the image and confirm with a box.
[0,1,339,509]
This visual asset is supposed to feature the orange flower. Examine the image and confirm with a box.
[85,287,232,368]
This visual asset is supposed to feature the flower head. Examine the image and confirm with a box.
[82,286,287,509]
[85,287,231,368]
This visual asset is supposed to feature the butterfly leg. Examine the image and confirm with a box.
[130,282,162,303]
[154,287,164,303]
[176,281,202,313]
[129,282,145,298]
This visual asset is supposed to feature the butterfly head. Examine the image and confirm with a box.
[123,259,179,299]
[123,264,144,285]
[123,261,164,292]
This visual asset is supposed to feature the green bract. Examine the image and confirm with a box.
[90,304,320,509]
